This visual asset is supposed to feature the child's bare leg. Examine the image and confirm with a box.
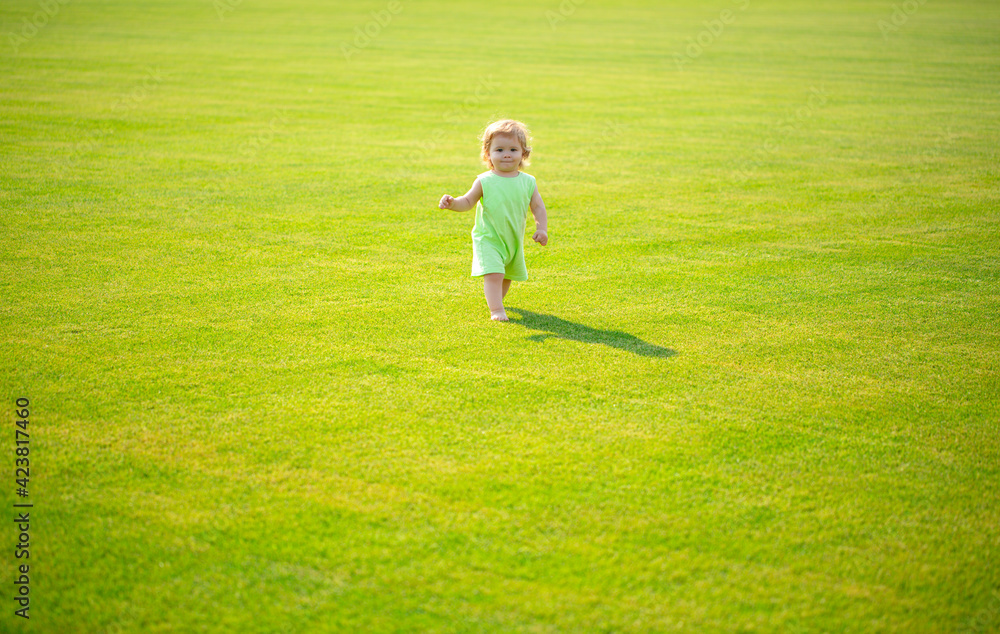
[483,273,508,321]
[502,278,512,299]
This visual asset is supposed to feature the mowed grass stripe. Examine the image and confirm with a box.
[2,0,999,631]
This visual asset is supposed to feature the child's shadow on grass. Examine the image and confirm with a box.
[507,309,677,358]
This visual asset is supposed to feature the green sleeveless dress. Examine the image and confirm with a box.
[471,170,536,281]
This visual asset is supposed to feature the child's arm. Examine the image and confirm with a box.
[439,179,483,212]
[530,185,548,246]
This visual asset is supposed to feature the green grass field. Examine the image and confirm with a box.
[2,0,999,631]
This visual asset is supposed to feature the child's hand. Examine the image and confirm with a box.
[439,195,454,209]
[533,230,548,246]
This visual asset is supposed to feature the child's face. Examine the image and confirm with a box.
[488,133,523,173]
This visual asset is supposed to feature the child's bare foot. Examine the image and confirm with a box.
[490,309,509,322]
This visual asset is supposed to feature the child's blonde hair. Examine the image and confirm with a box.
[480,119,532,169]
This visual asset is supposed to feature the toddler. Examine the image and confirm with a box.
[439,119,548,322]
